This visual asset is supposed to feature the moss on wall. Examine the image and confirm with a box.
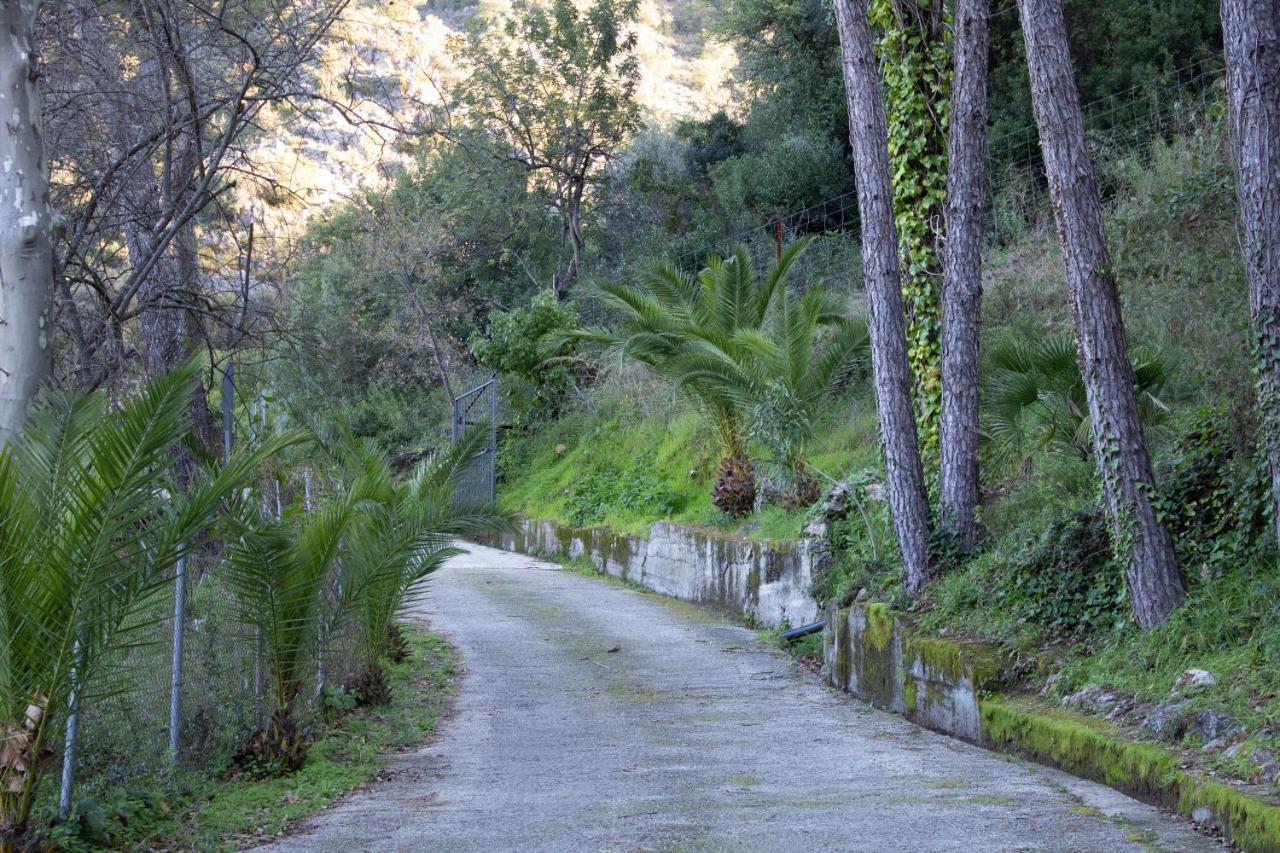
[981,700,1280,852]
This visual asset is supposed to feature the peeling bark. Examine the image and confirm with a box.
[0,0,53,447]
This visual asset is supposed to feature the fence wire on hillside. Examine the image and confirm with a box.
[651,54,1224,299]
[40,389,370,829]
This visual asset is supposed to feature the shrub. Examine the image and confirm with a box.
[471,291,582,425]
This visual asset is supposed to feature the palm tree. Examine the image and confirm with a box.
[222,467,378,774]
[569,241,814,515]
[341,428,515,705]
[667,287,870,508]
[0,361,299,844]
[984,332,1175,464]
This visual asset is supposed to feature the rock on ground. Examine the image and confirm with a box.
[261,545,1219,852]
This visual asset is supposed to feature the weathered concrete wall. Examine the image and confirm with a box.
[822,601,1000,742]
[490,518,822,629]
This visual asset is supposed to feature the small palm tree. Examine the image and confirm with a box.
[984,331,1176,464]
[222,468,378,774]
[0,361,299,844]
[341,427,516,705]
[568,241,813,515]
[666,287,869,508]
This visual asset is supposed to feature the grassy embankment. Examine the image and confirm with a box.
[498,121,1280,784]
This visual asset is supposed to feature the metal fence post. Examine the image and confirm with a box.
[58,638,83,818]
[168,554,187,766]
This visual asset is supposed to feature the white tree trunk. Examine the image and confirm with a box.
[0,0,53,447]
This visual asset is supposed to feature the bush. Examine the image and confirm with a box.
[564,453,681,527]
[471,291,582,425]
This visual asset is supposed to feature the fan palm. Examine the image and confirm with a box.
[567,240,814,515]
[984,331,1176,464]
[0,360,301,842]
[340,427,516,705]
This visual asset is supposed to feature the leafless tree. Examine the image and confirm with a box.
[1018,0,1185,628]
[39,0,349,407]
[1221,0,1280,548]
[834,0,934,593]
[938,0,990,550]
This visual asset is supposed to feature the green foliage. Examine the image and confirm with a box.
[471,291,582,424]
[1155,409,1273,574]
[1002,510,1129,638]
[869,0,951,451]
[0,361,302,840]
[43,630,455,850]
[338,429,516,683]
[984,331,1178,463]
[564,453,681,527]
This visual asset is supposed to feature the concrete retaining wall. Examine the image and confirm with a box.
[822,601,1000,742]
[490,518,822,629]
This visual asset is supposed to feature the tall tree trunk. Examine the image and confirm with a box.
[1017,0,1184,628]
[871,0,950,452]
[1221,0,1280,548]
[0,0,53,448]
[834,0,934,593]
[939,0,990,550]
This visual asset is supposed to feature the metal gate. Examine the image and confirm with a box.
[451,376,497,504]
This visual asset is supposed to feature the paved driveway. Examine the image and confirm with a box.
[264,544,1215,852]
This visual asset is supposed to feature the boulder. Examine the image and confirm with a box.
[1188,708,1241,743]
[1172,668,1218,695]
[1142,700,1191,741]
[1062,686,1122,716]
[802,480,854,538]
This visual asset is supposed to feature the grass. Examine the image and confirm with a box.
[46,627,455,851]
[499,376,882,541]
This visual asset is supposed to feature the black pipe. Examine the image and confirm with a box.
[782,620,825,641]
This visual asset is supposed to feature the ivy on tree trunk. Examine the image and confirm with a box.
[869,0,951,452]
[1017,0,1185,629]
[1221,0,1280,549]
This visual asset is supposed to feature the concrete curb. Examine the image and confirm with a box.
[822,602,1280,852]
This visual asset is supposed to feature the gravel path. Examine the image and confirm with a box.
[263,543,1216,852]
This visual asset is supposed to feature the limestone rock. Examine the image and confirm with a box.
[1062,685,1122,715]
[802,480,853,538]
[1142,700,1191,741]
[1172,668,1218,695]
[1187,708,1240,744]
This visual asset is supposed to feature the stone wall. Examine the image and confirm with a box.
[489,518,822,629]
[822,601,1000,741]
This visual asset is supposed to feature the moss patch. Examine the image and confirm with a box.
[864,603,894,652]
[981,699,1280,852]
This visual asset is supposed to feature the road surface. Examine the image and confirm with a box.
[264,543,1215,852]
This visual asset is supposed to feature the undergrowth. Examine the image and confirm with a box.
[41,628,454,851]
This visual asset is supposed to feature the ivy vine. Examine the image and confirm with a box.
[869,0,951,452]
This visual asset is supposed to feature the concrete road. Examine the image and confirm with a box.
[264,543,1216,852]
